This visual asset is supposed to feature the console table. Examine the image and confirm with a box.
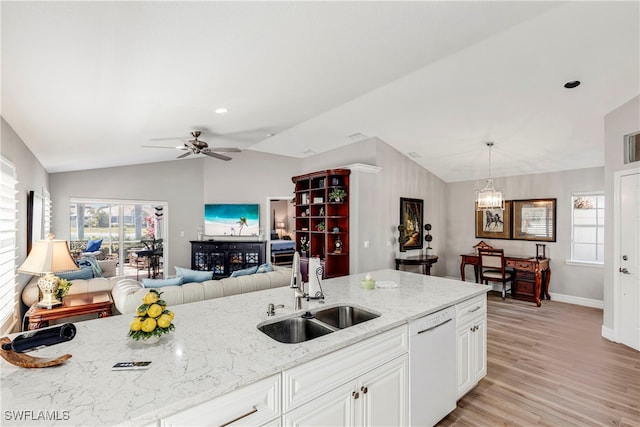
[191,241,265,279]
[460,253,551,306]
[395,254,438,275]
[26,291,113,330]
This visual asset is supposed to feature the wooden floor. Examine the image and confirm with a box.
[439,293,640,427]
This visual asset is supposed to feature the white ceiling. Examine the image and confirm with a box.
[2,1,638,182]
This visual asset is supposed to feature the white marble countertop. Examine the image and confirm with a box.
[0,269,489,426]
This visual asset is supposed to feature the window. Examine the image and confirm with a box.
[571,193,604,264]
[0,157,18,334]
[69,199,167,277]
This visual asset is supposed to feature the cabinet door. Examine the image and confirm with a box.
[358,355,408,427]
[456,323,473,399]
[471,317,487,384]
[282,381,356,427]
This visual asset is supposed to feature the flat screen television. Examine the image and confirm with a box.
[204,203,260,236]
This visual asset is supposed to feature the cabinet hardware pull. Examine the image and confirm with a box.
[352,391,360,399]
[361,386,368,394]
[417,318,452,334]
[221,406,258,426]
[469,306,481,313]
[619,267,630,274]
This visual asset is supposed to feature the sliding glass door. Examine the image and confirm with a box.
[69,199,167,278]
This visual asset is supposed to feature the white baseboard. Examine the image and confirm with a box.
[548,292,603,309]
[601,325,616,342]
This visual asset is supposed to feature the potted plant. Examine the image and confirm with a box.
[329,188,347,202]
[299,236,309,257]
[317,222,325,232]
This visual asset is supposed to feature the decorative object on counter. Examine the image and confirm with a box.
[316,222,325,232]
[536,243,547,260]
[17,235,79,308]
[329,188,347,202]
[361,273,376,290]
[307,257,325,299]
[424,224,433,255]
[399,197,424,251]
[128,290,175,342]
[0,323,76,368]
[475,141,505,211]
[334,236,343,254]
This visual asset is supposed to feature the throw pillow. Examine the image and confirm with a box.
[230,266,258,277]
[174,266,213,283]
[141,276,184,288]
[256,262,274,274]
[58,267,94,281]
[78,256,103,278]
[86,239,103,252]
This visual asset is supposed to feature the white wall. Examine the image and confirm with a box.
[1,117,49,316]
[301,138,448,276]
[603,95,640,329]
[446,167,605,302]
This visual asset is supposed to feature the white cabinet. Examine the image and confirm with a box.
[161,374,281,426]
[282,326,408,426]
[455,295,487,399]
[283,355,408,427]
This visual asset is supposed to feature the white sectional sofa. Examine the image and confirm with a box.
[22,267,293,316]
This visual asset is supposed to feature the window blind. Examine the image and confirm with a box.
[0,157,18,334]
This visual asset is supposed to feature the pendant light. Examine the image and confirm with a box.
[476,142,505,211]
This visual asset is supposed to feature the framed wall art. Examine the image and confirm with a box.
[475,201,512,240]
[399,197,424,251]
[512,198,556,242]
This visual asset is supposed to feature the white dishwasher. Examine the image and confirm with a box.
[409,306,457,427]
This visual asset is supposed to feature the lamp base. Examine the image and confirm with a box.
[36,274,62,309]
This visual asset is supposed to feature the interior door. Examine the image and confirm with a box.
[619,171,640,350]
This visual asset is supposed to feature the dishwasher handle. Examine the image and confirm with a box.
[416,318,452,335]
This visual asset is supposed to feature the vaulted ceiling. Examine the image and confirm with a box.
[2,1,638,182]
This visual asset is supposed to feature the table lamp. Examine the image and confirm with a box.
[277,221,285,238]
[18,235,78,308]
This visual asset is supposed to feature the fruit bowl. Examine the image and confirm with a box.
[128,289,175,341]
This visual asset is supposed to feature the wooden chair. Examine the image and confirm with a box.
[478,248,514,300]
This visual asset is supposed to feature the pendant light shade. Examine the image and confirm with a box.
[476,142,505,211]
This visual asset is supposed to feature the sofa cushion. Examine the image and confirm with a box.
[142,276,184,288]
[86,239,103,252]
[175,266,213,283]
[58,267,94,281]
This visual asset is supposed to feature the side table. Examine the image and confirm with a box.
[395,255,439,275]
[25,291,113,330]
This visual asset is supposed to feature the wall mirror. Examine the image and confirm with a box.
[512,198,556,242]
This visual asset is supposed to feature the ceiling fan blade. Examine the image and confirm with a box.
[177,151,192,159]
[209,147,241,153]
[141,145,179,149]
[202,150,232,161]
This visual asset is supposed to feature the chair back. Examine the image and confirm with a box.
[478,248,506,273]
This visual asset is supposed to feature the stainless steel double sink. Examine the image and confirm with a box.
[258,305,380,344]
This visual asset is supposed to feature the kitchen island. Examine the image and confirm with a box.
[1,269,489,426]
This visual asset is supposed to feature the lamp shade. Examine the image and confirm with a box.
[18,239,79,276]
[277,221,285,230]
[476,178,505,210]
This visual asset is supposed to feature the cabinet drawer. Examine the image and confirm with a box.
[282,326,407,412]
[161,374,280,426]
[455,295,486,325]
[515,280,535,296]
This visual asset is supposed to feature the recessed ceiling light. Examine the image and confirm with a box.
[348,132,367,141]
[215,108,228,114]
[408,152,421,159]
[564,80,581,89]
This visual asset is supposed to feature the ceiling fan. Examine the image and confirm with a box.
[143,131,241,161]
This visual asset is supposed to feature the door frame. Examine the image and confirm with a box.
[265,195,294,262]
[612,167,640,345]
